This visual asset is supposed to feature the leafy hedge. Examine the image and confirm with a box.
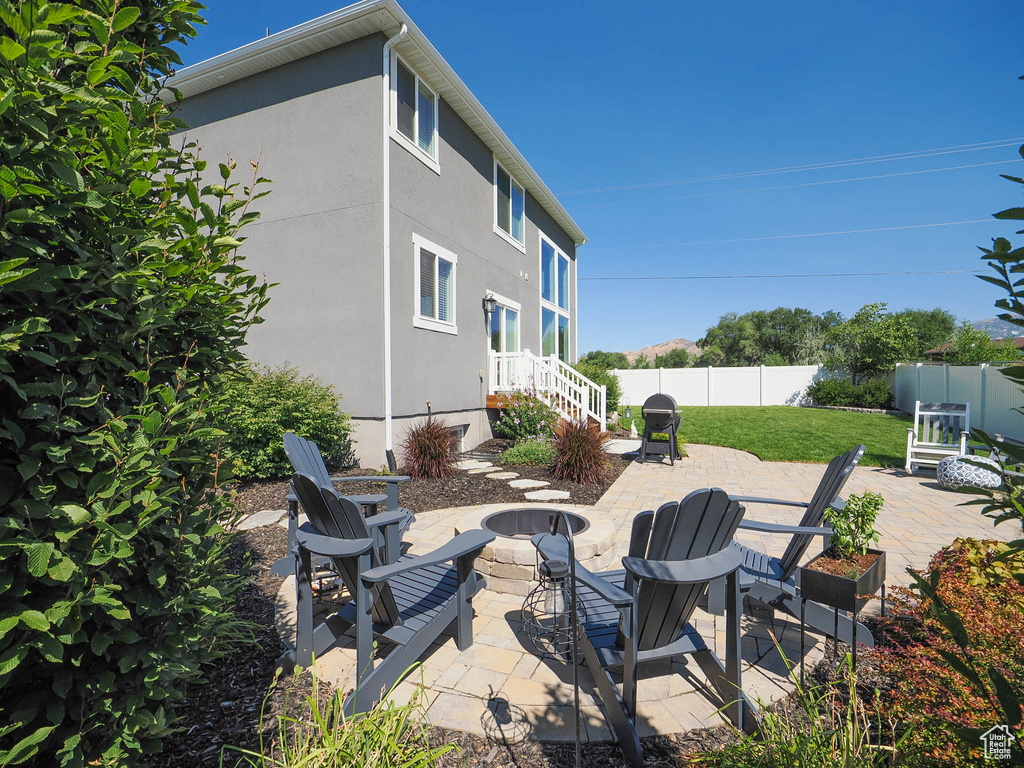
[805,378,892,409]
[215,365,353,480]
[0,2,269,765]
[573,361,620,413]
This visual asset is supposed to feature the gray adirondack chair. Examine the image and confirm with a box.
[532,489,757,768]
[280,472,494,715]
[905,401,970,474]
[274,432,413,575]
[732,445,873,647]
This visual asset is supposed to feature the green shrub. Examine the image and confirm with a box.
[491,389,558,441]
[226,671,454,767]
[551,419,609,484]
[215,364,353,480]
[500,437,555,466]
[823,491,882,558]
[806,378,892,409]
[878,543,1024,765]
[400,417,458,479]
[0,2,269,764]
[573,361,621,412]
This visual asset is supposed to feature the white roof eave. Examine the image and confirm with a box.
[167,0,587,247]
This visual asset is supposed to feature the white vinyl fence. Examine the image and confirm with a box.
[612,365,826,408]
[894,363,1024,441]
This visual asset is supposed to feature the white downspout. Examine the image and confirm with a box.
[381,24,408,454]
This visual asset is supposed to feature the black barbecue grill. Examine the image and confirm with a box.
[639,393,681,465]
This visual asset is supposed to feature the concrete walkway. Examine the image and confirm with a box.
[274,444,1016,743]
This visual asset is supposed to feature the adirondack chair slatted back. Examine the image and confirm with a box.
[914,402,969,446]
[626,488,744,652]
[284,432,334,488]
[291,473,401,626]
[777,444,864,580]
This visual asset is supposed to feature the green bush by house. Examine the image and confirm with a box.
[0,2,271,764]
[573,360,621,413]
[216,364,353,480]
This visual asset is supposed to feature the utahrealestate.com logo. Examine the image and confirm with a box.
[981,725,1015,761]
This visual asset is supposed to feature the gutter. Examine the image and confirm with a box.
[382,23,408,453]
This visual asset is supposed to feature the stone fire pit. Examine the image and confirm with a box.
[454,504,616,595]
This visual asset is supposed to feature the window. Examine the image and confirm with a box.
[392,56,438,170]
[494,160,525,250]
[540,234,571,361]
[489,302,520,353]
[413,234,457,334]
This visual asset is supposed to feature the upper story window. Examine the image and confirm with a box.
[494,159,525,251]
[413,234,457,335]
[392,55,439,172]
[540,235,571,360]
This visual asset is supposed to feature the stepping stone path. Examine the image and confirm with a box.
[468,466,500,474]
[508,479,549,489]
[455,459,492,471]
[485,471,519,480]
[523,489,571,501]
[236,508,286,530]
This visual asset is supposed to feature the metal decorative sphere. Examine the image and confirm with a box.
[521,558,586,660]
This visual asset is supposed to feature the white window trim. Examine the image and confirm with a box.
[486,290,522,354]
[492,158,527,253]
[413,233,457,335]
[390,52,440,175]
[538,231,571,358]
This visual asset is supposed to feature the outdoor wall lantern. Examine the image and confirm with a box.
[482,293,497,318]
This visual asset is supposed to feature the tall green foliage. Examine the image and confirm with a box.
[0,2,270,765]
[825,302,916,382]
[943,320,1022,365]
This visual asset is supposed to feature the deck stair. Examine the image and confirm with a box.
[487,349,606,430]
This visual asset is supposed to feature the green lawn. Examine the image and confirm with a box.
[620,405,911,467]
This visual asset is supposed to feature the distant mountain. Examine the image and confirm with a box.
[623,338,702,365]
[973,317,1024,338]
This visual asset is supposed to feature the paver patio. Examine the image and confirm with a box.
[274,443,1017,743]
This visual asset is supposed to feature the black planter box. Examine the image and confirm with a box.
[800,549,886,614]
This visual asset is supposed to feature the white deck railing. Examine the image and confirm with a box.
[488,349,606,430]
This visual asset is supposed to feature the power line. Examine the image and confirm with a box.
[562,137,1024,195]
[589,219,994,251]
[576,160,1019,209]
[580,269,984,281]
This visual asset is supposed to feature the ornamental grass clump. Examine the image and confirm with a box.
[226,671,455,767]
[0,1,270,764]
[401,416,458,479]
[551,418,609,484]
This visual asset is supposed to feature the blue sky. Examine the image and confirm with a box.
[179,1,1024,354]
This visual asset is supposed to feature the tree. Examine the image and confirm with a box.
[632,353,653,369]
[653,347,692,368]
[825,303,917,382]
[943,321,1023,365]
[0,2,270,764]
[762,352,788,366]
[893,307,958,359]
[697,307,842,366]
[578,350,629,370]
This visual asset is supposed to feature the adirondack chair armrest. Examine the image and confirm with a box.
[737,519,833,536]
[363,508,412,532]
[360,529,495,584]
[294,523,374,558]
[622,544,743,585]
[731,495,809,509]
[531,532,633,606]
[330,475,411,484]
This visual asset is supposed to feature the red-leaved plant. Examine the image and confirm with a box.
[551,418,609,485]
[401,416,458,479]
[875,540,1024,765]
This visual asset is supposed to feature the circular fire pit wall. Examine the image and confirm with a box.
[455,506,616,595]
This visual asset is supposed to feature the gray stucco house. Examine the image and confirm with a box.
[170,0,601,465]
